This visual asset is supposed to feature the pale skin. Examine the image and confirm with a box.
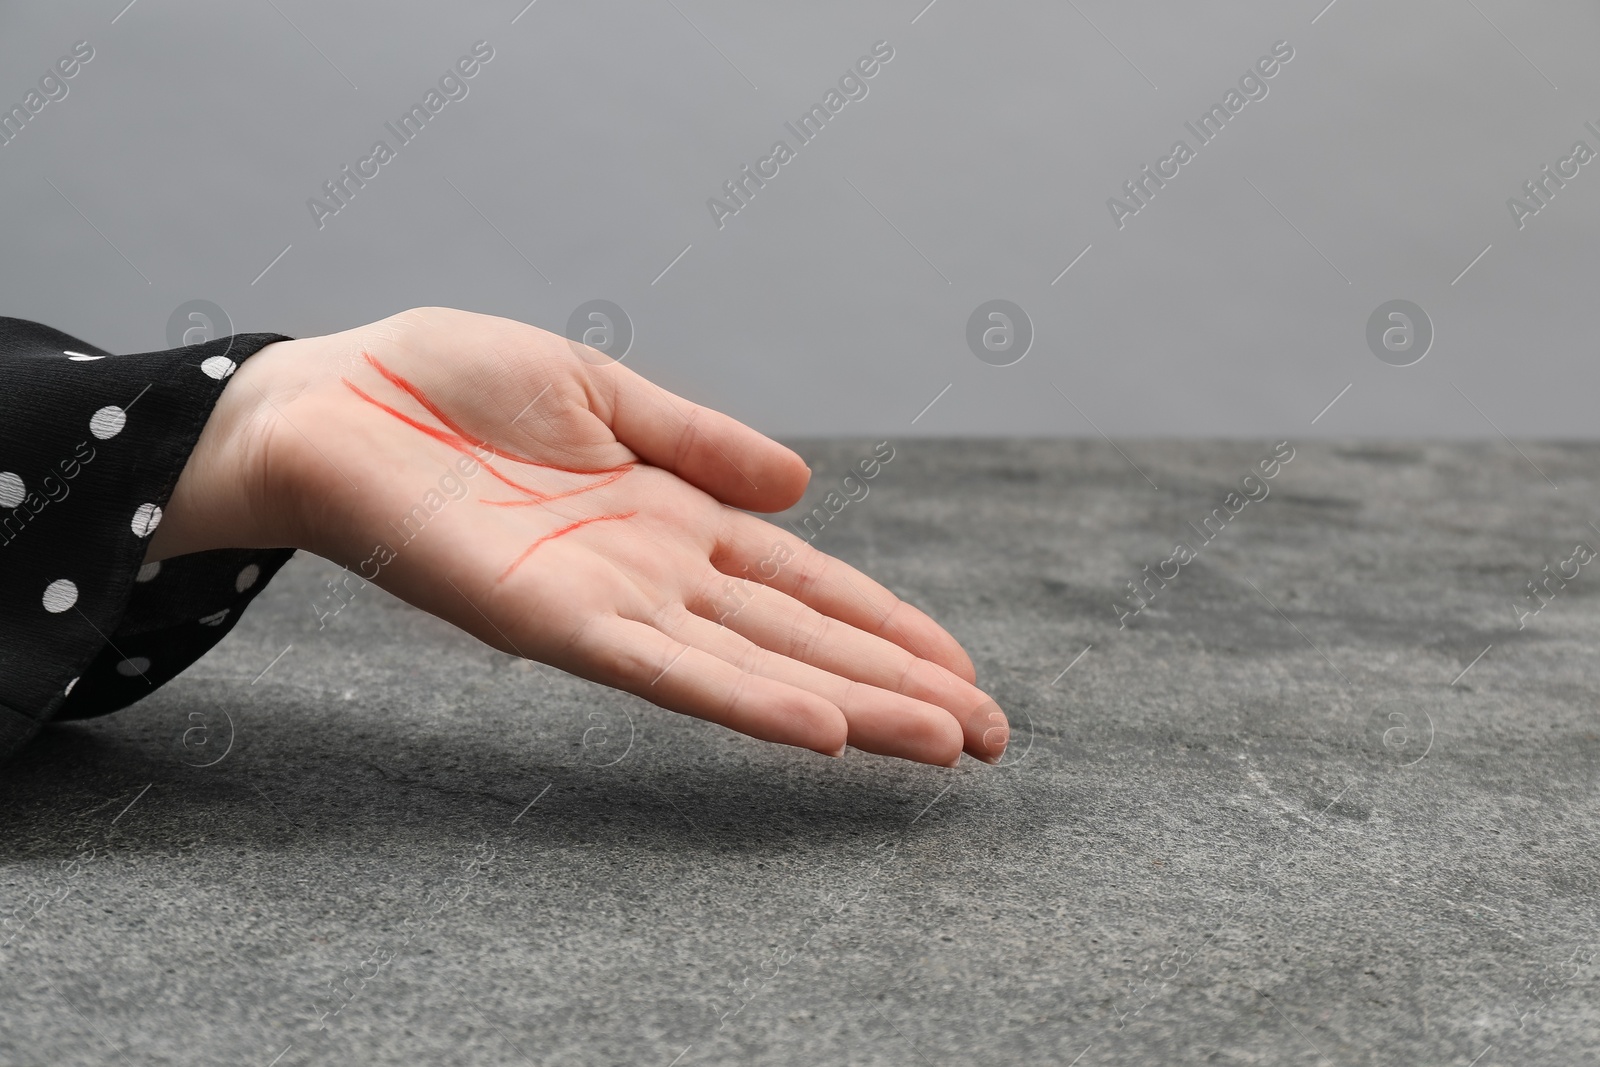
[147,307,1008,768]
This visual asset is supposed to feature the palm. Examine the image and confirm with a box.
[277,308,1006,767]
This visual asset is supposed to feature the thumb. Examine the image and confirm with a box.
[587,359,809,512]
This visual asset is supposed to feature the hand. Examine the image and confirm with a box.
[152,307,1008,767]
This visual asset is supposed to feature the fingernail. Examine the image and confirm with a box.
[980,701,1010,762]
[829,744,847,758]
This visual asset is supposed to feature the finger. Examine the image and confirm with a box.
[711,511,979,685]
[688,575,1007,763]
[583,357,810,513]
[559,614,848,758]
[661,605,964,767]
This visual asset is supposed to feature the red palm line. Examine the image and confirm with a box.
[342,363,642,582]
[480,467,632,506]
[362,351,632,476]
[342,379,555,500]
[496,511,638,584]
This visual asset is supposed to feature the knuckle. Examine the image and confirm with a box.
[720,670,753,720]
[789,613,830,664]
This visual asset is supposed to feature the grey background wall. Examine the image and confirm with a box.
[1,0,1595,438]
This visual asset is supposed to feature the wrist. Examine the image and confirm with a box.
[144,336,316,562]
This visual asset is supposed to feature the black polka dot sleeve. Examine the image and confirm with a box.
[0,317,299,760]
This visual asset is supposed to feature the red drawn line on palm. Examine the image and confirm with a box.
[343,379,558,498]
[479,467,631,506]
[361,351,630,475]
[341,354,639,581]
[342,360,634,500]
[495,512,638,584]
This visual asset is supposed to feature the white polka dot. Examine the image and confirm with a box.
[115,657,151,678]
[64,350,104,361]
[0,472,23,508]
[64,677,78,696]
[200,356,237,380]
[235,564,260,593]
[199,609,230,627]
[90,406,126,440]
[131,503,162,537]
[136,561,161,582]
[42,579,78,613]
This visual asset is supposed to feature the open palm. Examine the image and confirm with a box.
[235,308,1008,767]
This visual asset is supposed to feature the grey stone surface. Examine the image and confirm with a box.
[4,440,1600,1065]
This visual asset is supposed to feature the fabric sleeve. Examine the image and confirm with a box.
[0,316,299,758]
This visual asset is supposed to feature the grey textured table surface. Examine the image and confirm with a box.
[5,440,1599,1066]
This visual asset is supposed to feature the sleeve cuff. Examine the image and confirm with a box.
[0,320,296,750]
